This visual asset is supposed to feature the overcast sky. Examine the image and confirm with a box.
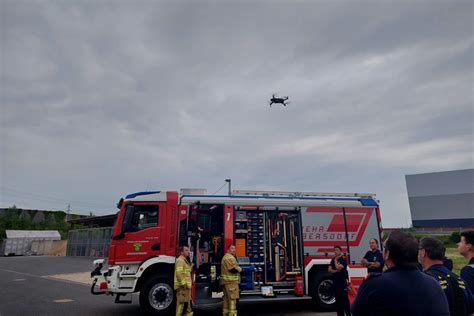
[1,0,473,227]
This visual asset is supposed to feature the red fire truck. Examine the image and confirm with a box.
[91,189,383,315]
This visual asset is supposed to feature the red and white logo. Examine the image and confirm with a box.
[302,207,374,254]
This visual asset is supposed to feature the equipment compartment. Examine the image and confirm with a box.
[235,208,303,292]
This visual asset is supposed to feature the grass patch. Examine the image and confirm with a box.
[445,247,468,275]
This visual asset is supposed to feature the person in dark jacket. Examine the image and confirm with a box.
[351,230,449,316]
[419,236,474,316]
[459,230,474,294]
[328,245,350,316]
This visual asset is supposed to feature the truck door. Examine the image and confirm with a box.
[112,202,163,264]
[187,203,225,304]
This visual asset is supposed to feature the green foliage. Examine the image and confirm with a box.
[445,247,465,276]
[410,234,458,247]
[450,231,460,244]
[383,229,460,248]
[0,208,73,240]
[436,235,455,246]
[383,227,416,240]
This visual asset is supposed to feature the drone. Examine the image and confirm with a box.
[269,94,289,107]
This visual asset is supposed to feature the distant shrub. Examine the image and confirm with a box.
[450,231,460,244]
[436,235,452,246]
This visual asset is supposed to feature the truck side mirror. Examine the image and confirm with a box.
[117,198,123,209]
[113,205,134,239]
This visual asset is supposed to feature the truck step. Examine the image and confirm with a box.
[238,294,312,304]
[114,294,132,304]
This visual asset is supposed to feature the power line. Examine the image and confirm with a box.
[0,197,108,216]
[2,190,79,205]
[0,190,111,210]
[211,182,228,195]
[1,186,111,207]
[0,186,111,208]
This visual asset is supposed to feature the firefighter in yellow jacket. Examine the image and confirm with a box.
[220,244,242,316]
[174,246,193,316]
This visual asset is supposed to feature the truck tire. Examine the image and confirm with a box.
[309,270,336,312]
[139,275,175,315]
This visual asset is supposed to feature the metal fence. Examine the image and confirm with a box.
[67,227,113,257]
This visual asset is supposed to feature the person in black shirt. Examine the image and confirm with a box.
[459,230,474,294]
[351,230,449,316]
[328,245,350,316]
[419,236,473,316]
[361,238,384,273]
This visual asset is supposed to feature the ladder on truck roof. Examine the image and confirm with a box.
[232,190,376,199]
[180,190,378,207]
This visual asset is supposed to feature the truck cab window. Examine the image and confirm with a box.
[123,205,159,233]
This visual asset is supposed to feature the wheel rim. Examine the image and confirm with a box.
[318,279,336,305]
[148,283,173,310]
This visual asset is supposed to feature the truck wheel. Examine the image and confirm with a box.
[309,270,336,311]
[139,275,175,315]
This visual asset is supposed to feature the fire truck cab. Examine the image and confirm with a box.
[91,189,382,315]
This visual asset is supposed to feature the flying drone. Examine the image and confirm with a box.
[269,94,289,107]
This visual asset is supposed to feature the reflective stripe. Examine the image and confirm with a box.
[176,304,183,316]
[221,275,240,281]
[229,300,237,316]
[174,255,192,289]
[174,276,191,283]
[176,303,193,316]
[174,278,192,286]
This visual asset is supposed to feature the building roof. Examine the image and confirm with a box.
[67,213,117,227]
[5,230,61,239]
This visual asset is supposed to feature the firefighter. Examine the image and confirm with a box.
[174,246,193,316]
[419,237,473,316]
[351,230,450,316]
[221,244,242,316]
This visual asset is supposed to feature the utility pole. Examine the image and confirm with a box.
[225,179,231,196]
[66,204,71,222]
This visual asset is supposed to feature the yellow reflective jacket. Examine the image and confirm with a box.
[220,253,242,285]
[174,255,192,290]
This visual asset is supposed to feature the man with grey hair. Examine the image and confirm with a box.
[419,236,474,316]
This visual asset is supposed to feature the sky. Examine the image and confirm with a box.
[1,0,473,227]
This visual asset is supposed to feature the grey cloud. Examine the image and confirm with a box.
[1,1,472,225]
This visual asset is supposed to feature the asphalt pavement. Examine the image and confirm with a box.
[0,256,335,316]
